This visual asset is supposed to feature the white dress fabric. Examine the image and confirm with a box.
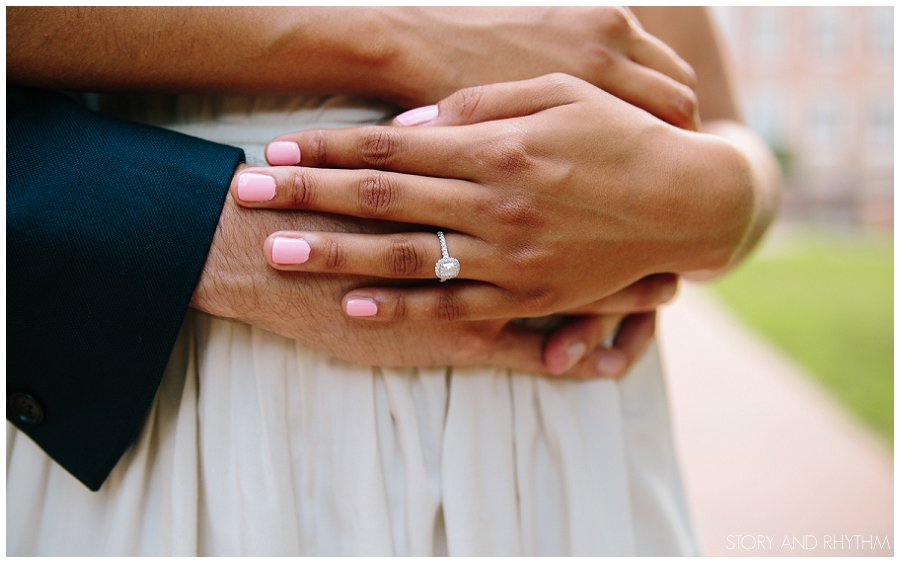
[6,94,698,556]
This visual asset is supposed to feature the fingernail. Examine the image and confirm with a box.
[346,298,378,317]
[394,105,439,126]
[237,173,276,202]
[660,283,677,304]
[266,141,301,166]
[597,353,626,377]
[271,237,310,265]
[564,341,588,371]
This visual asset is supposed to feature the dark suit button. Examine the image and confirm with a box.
[9,393,44,424]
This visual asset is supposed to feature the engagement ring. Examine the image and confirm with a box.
[434,231,460,282]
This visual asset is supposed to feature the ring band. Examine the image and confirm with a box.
[434,231,460,282]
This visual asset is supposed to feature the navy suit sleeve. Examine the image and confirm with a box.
[7,86,245,491]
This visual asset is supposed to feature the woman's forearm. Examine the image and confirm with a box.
[686,120,781,280]
[632,7,782,277]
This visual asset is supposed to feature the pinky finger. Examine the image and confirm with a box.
[341,282,522,321]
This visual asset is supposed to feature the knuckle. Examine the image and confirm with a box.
[323,238,345,270]
[491,194,541,229]
[519,288,555,316]
[599,7,632,35]
[542,72,580,93]
[386,236,421,277]
[391,292,408,320]
[539,72,589,101]
[479,137,536,177]
[682,64,699,91]
[287,169,315,207]
[681,88,699,119]
[672,86,698,128]
[359,127,400,167]
[513,72,583,102]
[591,45,618,72]
[357,172,399,217]
[436,292,464,322]
[308,129,328,165]
[451,85,486,122]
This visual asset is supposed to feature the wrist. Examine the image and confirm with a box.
[666,129,756,273]
[699,134,757,270]
[291,7,428,106]
[361,8,456,107]
[190,189,260,320]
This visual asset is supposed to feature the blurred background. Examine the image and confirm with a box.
[715,4,893,451]
[658,6,893,556]
[717,6,893,228]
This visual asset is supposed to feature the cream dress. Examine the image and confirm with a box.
[6,94,698,556]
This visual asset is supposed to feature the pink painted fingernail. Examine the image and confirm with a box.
[394,105,439,126]
[597,353,626,377]
[237,173,276,202]
[346,298,378,317]
[266,141,301,166]
[564,341,588,371]
[271,237,310,265]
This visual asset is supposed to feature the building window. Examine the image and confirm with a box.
[746,90,785,145]
[751,8,787,66]
[807,95,846,163]
[869,7,893,64]
[812,8,845,67]
[870,100,893,145]
[865,97,893,165]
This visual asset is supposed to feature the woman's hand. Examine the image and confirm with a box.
[235,74,755,322]
[194,185,677,378]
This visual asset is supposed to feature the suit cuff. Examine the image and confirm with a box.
[7,86,245,490]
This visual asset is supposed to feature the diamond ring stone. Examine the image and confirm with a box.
[434,231,460,282]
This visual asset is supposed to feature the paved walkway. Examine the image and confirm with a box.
[658,283,893,556]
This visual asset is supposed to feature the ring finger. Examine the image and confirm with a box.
[265,230,493,281]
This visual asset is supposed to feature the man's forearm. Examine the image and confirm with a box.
[7,7,405,102]
[7,86,244,490]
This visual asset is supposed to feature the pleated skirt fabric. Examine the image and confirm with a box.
[7,94,697,556]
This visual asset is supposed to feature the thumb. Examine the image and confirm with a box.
[393,73,586,127]
[489,320,616,380]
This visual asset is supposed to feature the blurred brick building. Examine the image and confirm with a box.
[712,7,893,227]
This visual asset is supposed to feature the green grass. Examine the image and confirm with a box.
[711,228,894,445]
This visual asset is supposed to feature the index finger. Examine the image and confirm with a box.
[270,123,492,180]
[629,30,698,91]
[269,74,582,177]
